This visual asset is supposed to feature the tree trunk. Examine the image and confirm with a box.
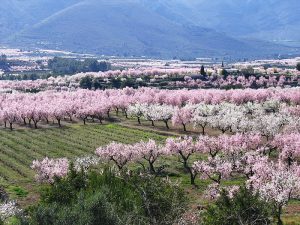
[190,171,197,185]
[201,125,205,135]
[34,121,38,129]
[164,120,169,129]
[9,122,13,131]
[58,119,61,128]
[287,157,293,168]
[182,123,187,132]
[180,155,196,185]
[277,206,283,225]
[151,120,155,126]
[138,117,141,125]
[149,162,156,174]
[4,121,7,128]
[23,118,27,125]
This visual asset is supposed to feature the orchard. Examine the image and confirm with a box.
[1,73,300,224]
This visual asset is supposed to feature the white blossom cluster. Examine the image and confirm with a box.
[128,100,297,138]
[74,155,101,172]
[0,201,22,221]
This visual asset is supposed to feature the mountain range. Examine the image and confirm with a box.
[1,0,299,58]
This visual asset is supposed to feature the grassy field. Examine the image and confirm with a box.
[0,123,167,205]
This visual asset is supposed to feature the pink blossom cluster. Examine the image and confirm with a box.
[31,157,69,183]
[0,79,74,92]
[94,134,266,185]
[271,133,300,166]
[248,161,300,208]
[193,156,233,184]
[2,67,299,93]
[95,139,166,172]
[96,133,300,207]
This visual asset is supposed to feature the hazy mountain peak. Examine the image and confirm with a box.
[1,0,299,58]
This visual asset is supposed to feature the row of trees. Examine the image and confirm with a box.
[173,74,300,89]
[79,76,147,90]
[0,67,200,92]
[1,88,300,131]
[128,101,298,135]
[1,71,299,93]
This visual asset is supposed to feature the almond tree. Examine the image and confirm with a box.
[248,161,300,225]
[128,103,147,124]
[95,142,136,170]
[165,136,199,185]
[192,103,218,135]
[193,156,232,185]
[272,133,300,166]
[171,105,195,131]
[133,139,167,174]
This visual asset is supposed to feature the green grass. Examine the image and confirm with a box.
[7,186,29,198]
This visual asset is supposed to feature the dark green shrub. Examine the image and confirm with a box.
[29,167,186,225]
[79,76,93,90]
[48,57,111,75]
[31,192,120,225]
[40,166,87,205]
[297,63,300,71]
[202,186,272,225]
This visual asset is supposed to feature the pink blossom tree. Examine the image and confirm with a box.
[31,157,69,183]
[193,156,232,185]
[133,139,167,174]
[171,105,195,131]
[165,136,199,185]
[272,133,300,166]
[248,162,300,225]
[95,142,136,170]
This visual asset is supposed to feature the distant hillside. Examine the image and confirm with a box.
[1,0,299,58]
[160,0,300,47]
[0,0,80,41]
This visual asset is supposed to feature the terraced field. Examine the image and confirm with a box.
[0,123,166,185]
